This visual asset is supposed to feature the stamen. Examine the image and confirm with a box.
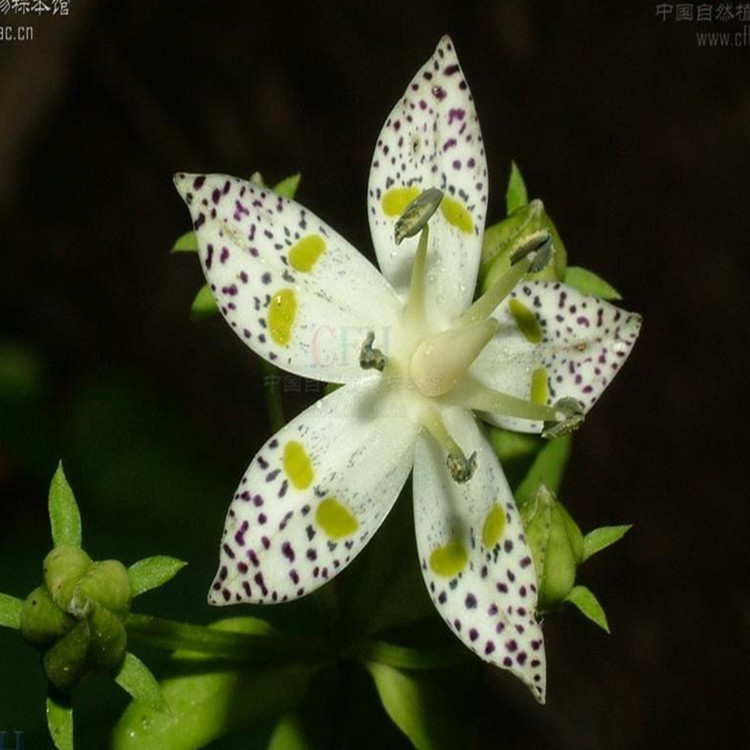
[404,224,430,323]
[460,230,553,325]
[410,319,498,397]
[455,378,562,422]
[421,406,477,483]
[394,187,444,245]
[359,331,387,372]
[541,397,585,439]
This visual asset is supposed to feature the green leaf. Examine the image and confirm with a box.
[273,173,301,199]
[505,161,528,215]
[564,266,622,300]
[111,619,317,750]
[115,651,169,714]
[268,713,311,750]
[582,525,632,563]
[171,231,198,253]
[47,691,74,750]
[565,585,610,633]
[515,435,572,508]
[0,593,22,629]
[49,462,82,548]
[189,284,219,320]
[128,556,187,597]
[365,662,464,750]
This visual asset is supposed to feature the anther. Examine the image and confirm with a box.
[394,187,444,245]
[447,451,477,483]
[542,397,585,439]
[359,331,387,372]
[421,406,478,484]
[509,229,553,273]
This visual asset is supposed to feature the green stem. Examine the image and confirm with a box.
[125,613,329,664]
[259,359,285,432]
[347,639,472,670]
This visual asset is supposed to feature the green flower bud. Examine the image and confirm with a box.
[21,586,75,646]
[43,545,92,611]
[70,560,132,617]
[88,605,127,670]
[43,619,91,692]
[520,485,583,612]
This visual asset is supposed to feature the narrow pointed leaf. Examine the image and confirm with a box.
[268,713,311,750]
[0,593,22,629]
[115,652,169,714]
[565,585,610,633]
[49,462,82,548]
[189,283,218,320]
[171,231,199,253]
[582,525,631,562]
[365,662,464,750]
[515,435,572,508]
[47,691,74,750]
[112,619,316,750]
[272,173,301,199]
[564,266,622,300]
[128,557,187,597]
[505,161,528,215]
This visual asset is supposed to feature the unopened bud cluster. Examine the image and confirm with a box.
[21,544,133,691]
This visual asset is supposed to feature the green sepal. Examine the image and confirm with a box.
[128,556,187,597]
[365,661,464,750]
[189,284,219,320]
[71,559,132,617]
[565,585,610,633]
[111,619,316,750]
[49,462,82,548]
[115,651,169,714]
[515,435,572,509]
[273,173,301,199]
[582,524,632,563]
[44,546,93,611]
[268,713,311,750]
[0,592,23,630]
[21,586,75,645]
[47,690,74,750]
[505,161,528,215]
[564,266,622,301]
[43,619,91,691]
[88,605,128,670]
[171,231,199,253]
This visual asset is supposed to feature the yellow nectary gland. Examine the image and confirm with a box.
[409,319,498,398]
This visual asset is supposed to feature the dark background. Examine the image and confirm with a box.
[1,1,747,747]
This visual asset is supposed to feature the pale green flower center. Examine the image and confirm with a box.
[360,190,581,482]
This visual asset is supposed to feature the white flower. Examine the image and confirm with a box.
[174,35,640,703]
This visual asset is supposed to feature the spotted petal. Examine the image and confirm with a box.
[209,377,418,606]
[413,405,546,702]
[367,35,488,323]
[174,173,403,384]
[470,281,642,432]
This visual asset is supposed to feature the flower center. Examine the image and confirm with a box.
[359,189,584,482]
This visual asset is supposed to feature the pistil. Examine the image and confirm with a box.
[410,319,499,398]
